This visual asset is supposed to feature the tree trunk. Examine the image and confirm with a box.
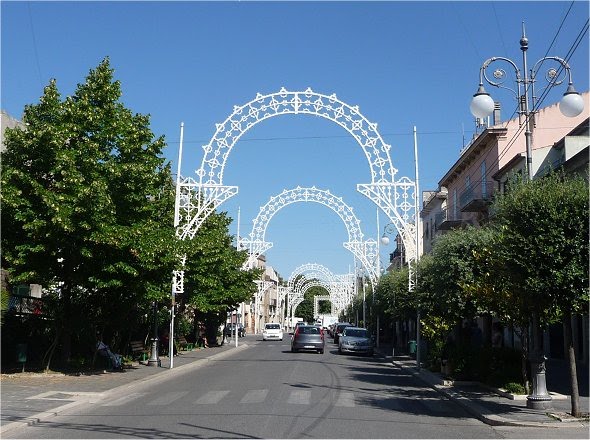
[519,327,531,394]
[563,310,580,417]
[42,327,60,373]
[59,283,73,363]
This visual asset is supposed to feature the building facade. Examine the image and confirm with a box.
[420,93,589,364]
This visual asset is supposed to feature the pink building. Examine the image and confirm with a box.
[437,92,589,230]
[424,92,589,362]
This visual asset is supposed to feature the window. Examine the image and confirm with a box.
[344,329,368,338]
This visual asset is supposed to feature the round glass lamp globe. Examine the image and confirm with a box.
[559,93,584,117]
[380,236,390,246]
[470,93,495,119]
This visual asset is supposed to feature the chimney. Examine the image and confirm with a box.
[493,102,501,125]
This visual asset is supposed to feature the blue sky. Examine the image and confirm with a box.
[2,1,589,281]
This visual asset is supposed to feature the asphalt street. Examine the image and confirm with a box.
[3,336,588,439]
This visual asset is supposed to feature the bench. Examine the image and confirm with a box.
[130,340,149,362]
[177,335,193,351]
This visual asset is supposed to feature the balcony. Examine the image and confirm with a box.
[460,181,495,212]
[434,209,468,231]
[389,249,402,262]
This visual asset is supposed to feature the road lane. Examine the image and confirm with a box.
[6,337,499,439]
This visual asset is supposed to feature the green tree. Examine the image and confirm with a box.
[183,211,259,339]
[491,172,589,416]
[294,284,329,323]
[1,58,177,366]
[466,224,533,391]
[420,226,495,328]
[374,267,412,321]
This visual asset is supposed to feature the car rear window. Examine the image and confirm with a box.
[344,329,368,338]
[265,324,280,329]
[300,326,320,334]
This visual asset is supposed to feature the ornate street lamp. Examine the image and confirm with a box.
[470,22,584,181]
[470,23,584,410]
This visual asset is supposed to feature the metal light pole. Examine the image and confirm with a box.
[381,222,397,360]
[413,126,421,370]
[379,126,421,369]
[147,301,160,367]
[470,23,584,410]
[362,277,366,327]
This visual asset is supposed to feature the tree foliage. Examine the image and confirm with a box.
[490,172,589,323]
[294,284,329,323]
[1,58,256,365]
[183,211,259,315]
[417,226,495,325]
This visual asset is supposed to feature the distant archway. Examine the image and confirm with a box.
[242,187,379,284]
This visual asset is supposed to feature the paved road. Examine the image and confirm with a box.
[4,337,588,439]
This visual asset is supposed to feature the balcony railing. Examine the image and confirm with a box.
[389,249,402,262]
[459,180,495,212]
[434,209,468,231]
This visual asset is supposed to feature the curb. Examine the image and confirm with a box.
[0,343,250,436]
[392,359,585,428]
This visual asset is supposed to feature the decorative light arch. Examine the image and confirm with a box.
[173,88,420,321]
[200,87,396,186]
[285,263,354,323]
[241,186,379,284]
[289,280,332,317]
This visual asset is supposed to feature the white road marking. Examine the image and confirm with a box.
[193,390,230,404]
[287,390,311,405]
[335,392,355,407]
[102,392,146,406]
[147,391,189,405]
[239,389,269,404]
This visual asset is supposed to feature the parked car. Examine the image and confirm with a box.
[333,322,352,344]
[225,323,245,338]
[262,323,283,341]
[291,325,324,354]
[338,327,374,356]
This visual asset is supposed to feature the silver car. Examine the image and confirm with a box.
[291,325,324,354]
[338,327,374,356]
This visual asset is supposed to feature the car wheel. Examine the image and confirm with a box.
[319,350,324,354]
[291,347,297,353]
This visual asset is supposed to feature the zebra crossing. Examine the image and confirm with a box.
[100,388,453,414]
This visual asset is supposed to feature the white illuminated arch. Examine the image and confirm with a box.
[173,88,420,303]
[241,186,379,284]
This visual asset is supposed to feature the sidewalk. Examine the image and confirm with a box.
[1,341,247,436]
[375,343,589,428]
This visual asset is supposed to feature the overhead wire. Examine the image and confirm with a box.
[27,1,43,88]
[491,2,509,57]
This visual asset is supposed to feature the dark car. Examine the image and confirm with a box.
[333,322,352,344]
[338,327,374,356]
[291,325,324,354]
[225,323,245,337]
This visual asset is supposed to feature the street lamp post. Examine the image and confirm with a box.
[380,223,396,360]
[147,301,160,367]
[469,23,584,410]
